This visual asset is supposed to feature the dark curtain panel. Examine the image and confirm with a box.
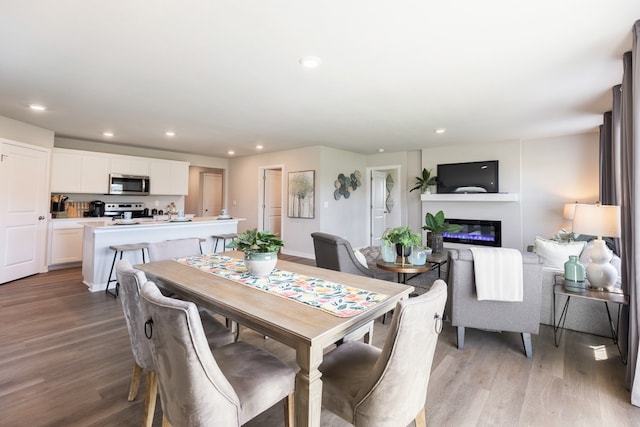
[600,111,614,203]
[621,20,640,406]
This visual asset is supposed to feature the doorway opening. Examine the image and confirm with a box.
[368,166,401,246]
[259,166,283,236]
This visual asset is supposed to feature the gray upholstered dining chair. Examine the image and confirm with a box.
[318,279,447,427]
[446,248,543,358]
[311,232,393,280]
[147,237,203,261]
[139,280,296,427]
[115,260,235,427]
[311,232,396,342]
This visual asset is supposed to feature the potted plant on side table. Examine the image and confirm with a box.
[228,228,284,277]
[422,210,463,253]
[381,226,422,263]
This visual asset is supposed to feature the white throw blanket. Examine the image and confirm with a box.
[469,247,523,302]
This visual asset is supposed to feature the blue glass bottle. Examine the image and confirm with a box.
[564,255,586,292]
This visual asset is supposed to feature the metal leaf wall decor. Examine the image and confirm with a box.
[334,170,362,200]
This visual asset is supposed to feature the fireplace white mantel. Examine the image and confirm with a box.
[421,193,519,202]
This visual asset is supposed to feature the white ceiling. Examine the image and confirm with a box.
[0,1,638,158]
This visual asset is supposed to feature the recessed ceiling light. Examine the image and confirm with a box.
[256,145,263,150]
[299,56,322,69]
[103,131,114,137]
[435,128,447,134]
[29,104,46,111]
[165,131,175,137]
[228,150,235,155]
[378,148,385,153]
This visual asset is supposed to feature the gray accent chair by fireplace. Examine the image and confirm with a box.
[318,280,447,427]
[446,248,543,358]
[140,281,295,427]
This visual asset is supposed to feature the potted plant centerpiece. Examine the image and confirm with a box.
[409,168,437,194]
[422,210,463,253]
[228,228,284,277]
[381,226,422,263]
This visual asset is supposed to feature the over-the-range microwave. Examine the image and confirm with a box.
[109,174,150,195]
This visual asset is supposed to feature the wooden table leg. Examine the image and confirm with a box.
[295,342,324,426]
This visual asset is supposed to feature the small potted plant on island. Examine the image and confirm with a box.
[422,210,463,253]
[381,226,422,264]
[227,228,284,277]
[409,168,437,194]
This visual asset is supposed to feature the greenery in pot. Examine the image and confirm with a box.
[228,228,284,254]
[422,210,463,234]
[409,168,437,193]
[381,226,422,248]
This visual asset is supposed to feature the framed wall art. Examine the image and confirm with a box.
[288,170,315,218]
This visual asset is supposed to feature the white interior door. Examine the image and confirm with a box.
[263,169,282,235]
[371,170,387,246]
[0,140,49,284]
[201,172,223,216]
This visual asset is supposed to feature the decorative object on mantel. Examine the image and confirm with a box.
[227,228,284,277]
[334,170,362,200]
[288,170,315,219]
[381,226,422,265]
[385,173,394,213]
[571,203,621,291]
[410,168,437,194]
[422,210,463,253]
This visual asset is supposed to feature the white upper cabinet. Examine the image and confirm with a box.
[51,149,82,192]
[81,154,110,194]
[149,159,189,195]
[110,155,150,176]
[51,148,188,195]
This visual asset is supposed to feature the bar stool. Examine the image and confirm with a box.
[211,233,237,252]
[105,243,149,298]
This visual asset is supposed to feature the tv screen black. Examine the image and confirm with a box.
[436,160,499,194]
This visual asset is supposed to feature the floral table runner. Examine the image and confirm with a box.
[174,254,388,318]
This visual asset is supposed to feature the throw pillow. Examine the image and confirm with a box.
[353,249,369,269]
[533,236,586,270]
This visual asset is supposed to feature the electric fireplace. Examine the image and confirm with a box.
[443,219,502,247]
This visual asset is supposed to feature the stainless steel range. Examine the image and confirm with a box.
[103,202,150,219]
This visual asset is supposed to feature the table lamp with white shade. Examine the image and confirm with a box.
[571,203,621,291]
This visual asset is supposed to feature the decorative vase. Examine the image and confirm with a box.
[395,243,411,258]
[427,232,444,253]
[381,245,396,263]
[410,246,429,266]
[244,252,278,278]
[564,255,586,292]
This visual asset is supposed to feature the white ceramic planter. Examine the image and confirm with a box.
[244,252,278,277]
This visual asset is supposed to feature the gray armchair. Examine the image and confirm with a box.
[318,280,448,427]
[140,281,295,427]
[311,232,392,280]
[446,248,543,358]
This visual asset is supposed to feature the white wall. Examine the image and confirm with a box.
[420,132,599,250]
[228,146,323,258]
[421,141,523,248]
[521,132,599,245]
[0,116,54,148]
[54,137,228,169]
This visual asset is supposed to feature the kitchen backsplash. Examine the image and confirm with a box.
[50,194,185,218]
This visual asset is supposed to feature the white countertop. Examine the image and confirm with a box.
[82,216,243,229]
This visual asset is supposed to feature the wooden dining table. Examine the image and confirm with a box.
[136,251,414,427]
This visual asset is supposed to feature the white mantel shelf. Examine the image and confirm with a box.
[421,193,519,202]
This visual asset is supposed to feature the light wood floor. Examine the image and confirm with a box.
[1,260,638,426]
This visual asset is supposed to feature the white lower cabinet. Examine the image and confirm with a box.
[49,228,83,265]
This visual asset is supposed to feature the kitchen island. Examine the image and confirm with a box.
[81,216,243,292]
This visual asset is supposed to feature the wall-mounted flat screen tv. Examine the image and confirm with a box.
[436,160,499,194]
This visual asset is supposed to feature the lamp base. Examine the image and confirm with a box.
[585,239,618,291]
